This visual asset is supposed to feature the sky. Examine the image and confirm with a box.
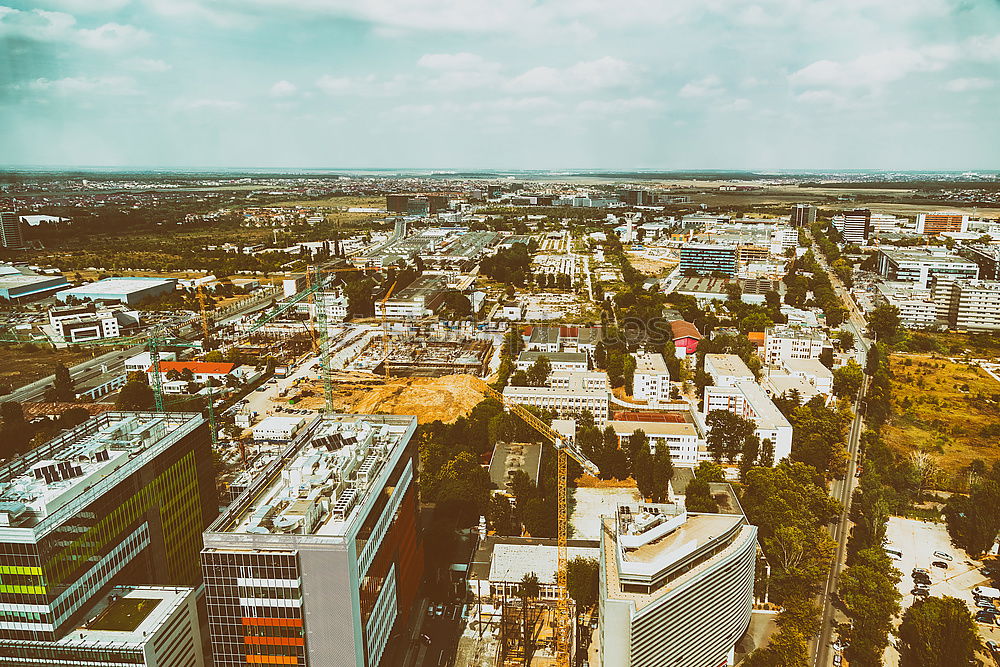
[1,0,999,171]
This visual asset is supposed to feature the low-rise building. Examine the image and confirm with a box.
[250,414,309,442]
[607,418,702,466]
[631,352,670,404]
[56,277,177,306]
[779,358,834,395]
[469,537,599,603]
[873,282,939,328]
[124,351,177,373]
[503,374,609,424]
[669,320,703,357]
[147,361,238,385]
[704,354,755,387]
[48,303,140,343]
[764,324,830,366]
[515,350,588,372]
[703,381,793,462]
[599,501,757,667]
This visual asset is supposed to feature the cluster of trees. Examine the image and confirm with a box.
[593,340,637,390]
[534,272,573,290]
[574,414,672,501]
[832,359,865,399]
[684,461,725,512]
[944,460,1000,556]
[782,250,848,327]
[705,410,774,479]
[867,304,902,343]
[116,372,155,410]
[509,356,551,388]
[809,221,855,288]
[786,397,851,481]
[898,596,979,666]
[0,401,31,460]
[741,461,841,665]
[494,328,524,390]
[480,244,532,286]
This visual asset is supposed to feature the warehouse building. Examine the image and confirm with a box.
[0,267,68,302]
[57,277,177,306]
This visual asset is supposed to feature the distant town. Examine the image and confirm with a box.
[0,170,998,667]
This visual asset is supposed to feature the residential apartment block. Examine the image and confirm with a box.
[944,279,1000,332]
[703,381,793,462]
[764,325,830,366]
[679,243,737,276]
[631,352,671,405]
[503,374,610,424]
[832,209,871,245]
[704,353,755,387]
[916,212,968,235]
[202,414,423,667]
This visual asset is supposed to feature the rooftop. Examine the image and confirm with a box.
[517,350,588,363]
[705,353,754,379]
[150,361,235,374]
[66,586,193,646]
[0,412,204,536]
[669,320,703,341]
[880,247,978,265]
[782,357,833,379]
[488,543,600,585]
[488,442,542,490]
[214,414,416,538]
[60,277,176,295]
[609,420,696,437]
[634,352,668,374]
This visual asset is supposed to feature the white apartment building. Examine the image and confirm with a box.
[548,370,609,390]
[632,352,671,404]
[780,358,833,395]
[764,325,829,366]
[315,290,349,322]
[607,420,702,466]
[874,282,939,328]
[600,503,757,667]
[945,279,1000,332]
[703,381,793,462]
[515,350,589,372]
[704,353,755,387]
[48,303,139,343]
[832,209,871,244]
[503,374,609,424]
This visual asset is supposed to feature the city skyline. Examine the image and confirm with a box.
[2,0,1000,170]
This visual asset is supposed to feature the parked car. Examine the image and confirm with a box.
[912,567,929,575]
[986,639,999,654]
[931,560,949,569]
[911,588,930,597]
[933,551,953,561]
[435,604,444,616]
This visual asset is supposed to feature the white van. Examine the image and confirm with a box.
[974,586,1000,599]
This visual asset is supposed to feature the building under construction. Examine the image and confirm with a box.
[382,334,493,377]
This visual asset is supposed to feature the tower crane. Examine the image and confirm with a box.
[473,379,599,666]
[379,281,397,381]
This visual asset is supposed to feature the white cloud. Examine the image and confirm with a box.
[127,58,171,72]
[172,98,243,111]
[26,75,137,96]
[576,97,664,115]
[945,77,994,92]
[38,0,132,12]
[789,46,958,90]
[77,23,150,50]
[417,52,496,71]
[0,7,148,50]
[269,80,297,97]
[507,56,636,93]
[315,73,406,97]
[417,52,502,90]
[679,75,724,98]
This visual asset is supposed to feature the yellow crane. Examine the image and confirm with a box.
[196,285,212,349]
[379,281,397,380]
[474,379,599,666]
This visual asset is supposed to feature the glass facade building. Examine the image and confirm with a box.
[202,414,423,667]
[0,412,217,643]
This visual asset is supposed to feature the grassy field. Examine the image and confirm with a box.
[0,344,103,395]
[268,195,384,209]
[883,353,1000,486]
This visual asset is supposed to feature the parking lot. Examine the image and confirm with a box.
[883,517,999,665]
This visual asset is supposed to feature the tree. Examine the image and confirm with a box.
[116,372,154,410]
[509,370,529,386]
[433,452,492,527]
[836,330,855,351]
[741,625,809,667]
[526,356,551,387]
[566,557,599,610]
[898,596,978,667]
[839,547,901,666]
[739,312,773,334]
[706,410,758,463]
[519,573,540,660]
[944,477,1000,556]
[487,494,518,536]
[832,359,864,399]
[0,401,31,460]
[52,363,75,402]
[868,304,901,342]
[684,478,718,513]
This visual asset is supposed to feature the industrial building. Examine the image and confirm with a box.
[0,266,68,302]
[56,277,177,306]
[375,274,449,318]
[201,414,423,667]
[0,585,205,667]
[599,499,757,667]
[0,412,216,643]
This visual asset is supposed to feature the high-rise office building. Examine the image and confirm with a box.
[679,242,738,276]
[832,209,871,245]
[385,195,410,214]
[0,412,217,643]
[599,496,757,667]
[201,414,423,667]
[790,203,816,228]
[916,212,969,235]
[0,212,25,249]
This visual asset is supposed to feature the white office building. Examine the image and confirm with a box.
[945,279,1000,332]
[704,354,755,387]
[607,420,703,466]
[515,350,589,373]
[877,247,979,289]
[48,303,140,343]
[874,282,940,328]
[631,352,671,404]
[599,502,757,667]
[251,415,310,442]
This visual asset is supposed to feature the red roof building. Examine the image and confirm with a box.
[669,320,704,355]
[147,361,236,377]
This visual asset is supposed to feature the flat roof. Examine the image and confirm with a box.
[59,277,175,295]
[73,586,192,645]
[0,412,204,536]
[489,543,599,585]
[609,420,696,437]
[705,353,754,379]
[734,381,792,430]
[215,414,416,538]
[634,352,667,374]
[488,442,542,489]
[782,357,833,378]
[517,350,588,363]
